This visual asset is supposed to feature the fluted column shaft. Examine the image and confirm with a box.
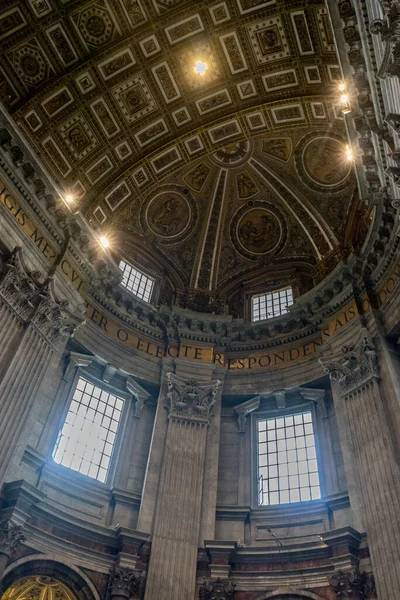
[338,380,400,599]
[145,419,207,600]
[144,373,219,600]
[0,249,82,488]
[323,329,400,600]
[0,324,54,484]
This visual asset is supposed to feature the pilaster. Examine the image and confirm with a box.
[0,248,84,488]
[144,372,220,600]
[320,327,400,600]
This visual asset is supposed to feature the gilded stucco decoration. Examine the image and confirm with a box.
[1,578,76,600]
[0,0,363,313]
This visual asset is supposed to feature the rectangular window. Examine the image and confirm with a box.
[252,286,293,322]
[119,260,154,303]
[53,377,124,483]
[257,410,320,505]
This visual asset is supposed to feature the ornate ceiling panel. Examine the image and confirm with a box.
[0,0,364,312]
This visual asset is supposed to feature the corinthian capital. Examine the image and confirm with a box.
[320,329,378,396]
[109,566,142,599]
[0,249,83,344]
[0,521,25,557]
[166,373,220,423]
[329,567,376,598]
[199,579,235,600]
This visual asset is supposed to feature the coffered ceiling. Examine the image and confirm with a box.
[0,0,367,313]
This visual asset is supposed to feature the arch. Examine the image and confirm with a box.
[1,557,100,600]
[253,587,325,600]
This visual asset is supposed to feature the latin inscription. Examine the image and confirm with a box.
[0,179,85,293]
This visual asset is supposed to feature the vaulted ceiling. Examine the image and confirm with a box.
[0,0,368,313]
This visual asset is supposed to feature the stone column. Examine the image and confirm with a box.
[109,566,143,600]
[0,249,83,486]
[0,520,25,580]
[321,328,400,600]
[144,373,220,600]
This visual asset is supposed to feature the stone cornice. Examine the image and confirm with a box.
[1,99,400,357]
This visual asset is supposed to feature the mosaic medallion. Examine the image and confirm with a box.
[237,208,281,255]
[231,201,287,260]
[146,192,191,239]
[302,136,351,188]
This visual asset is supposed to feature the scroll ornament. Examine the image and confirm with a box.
[199,579,235,600]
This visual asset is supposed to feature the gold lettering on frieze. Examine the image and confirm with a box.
[321,300,359,342]
[218,337,322,371]
[377,259,400,306]
[0,177,85,293]
[0,177,380,370]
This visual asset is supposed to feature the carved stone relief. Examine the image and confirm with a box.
[166,373,220,423]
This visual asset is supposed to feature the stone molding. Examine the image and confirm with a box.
[0,521,25,558]
[166,372,220,423]
[370,2,400,79]
[126,377,151,418]
[329,567,376,599]
[233,396,260,433]
[199,578,235,600]
[108,566,142,599]
[320,329,378,396]
[0,248,83,345]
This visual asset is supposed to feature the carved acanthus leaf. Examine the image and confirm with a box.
[0,521,25,557]
[329,567,376,598]
[199,579,235,600]
[109,566,142,599]
[320,329,378,395]
[0,249,83,344]
[166,373,220,423]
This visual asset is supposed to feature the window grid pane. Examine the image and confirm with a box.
[53,377,124,483]
[252,287,293,322]
[119,260,154,303]
[257,410,320,506]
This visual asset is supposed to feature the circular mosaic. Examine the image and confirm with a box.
[302,137,350,187]
[237,208,281,255]
[146,192,191,239]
